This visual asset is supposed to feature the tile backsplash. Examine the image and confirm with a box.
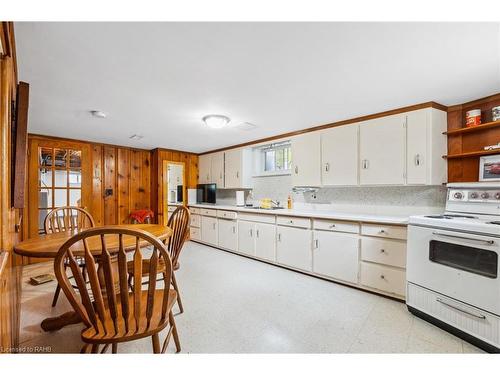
[216,174,447,209]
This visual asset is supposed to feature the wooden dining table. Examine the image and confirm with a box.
[14,224,172,332]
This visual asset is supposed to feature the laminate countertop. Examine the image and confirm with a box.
[187,203,422,225]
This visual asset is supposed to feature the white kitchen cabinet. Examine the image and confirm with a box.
[218,218,237,251]
[406,108,447,185]
[276,225,312,271]
[211,151,225,188]
[255,223,276,262]
[291,132,321,187]
[312,230,359,284]
[224,148,252,189]
[238,220,255,256]
[321,124,359,186]
[201,215,218,246]
[359,114,406,185]
[198,154,212,184]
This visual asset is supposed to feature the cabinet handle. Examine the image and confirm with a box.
[250,228,253,237]
[295,166,298,174]
[213,223,216,230]
[288,220,293,224]
[277,233,281,241]
[256,229,259,238]
[379,229,386,234]
[380,275,385,280]
[325,163,330,172]
[313,239,319,249]
[414,154,421,166]
[329,224,336,228]
[380,249,385,253]
[232,226,236,234]
[236,171,239,178]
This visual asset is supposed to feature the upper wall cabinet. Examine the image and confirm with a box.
[321,124,359,186]
[211,152,225,188]
[291,132,321,187]
[359,114,407,185]
[198,154,212,184]
[224,148,252,189]
[406,108,447,185]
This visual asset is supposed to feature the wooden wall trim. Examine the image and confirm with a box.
[199,101,447,155]
[447,92,500,112]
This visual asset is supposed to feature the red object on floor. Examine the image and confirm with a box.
[129,209,154,224]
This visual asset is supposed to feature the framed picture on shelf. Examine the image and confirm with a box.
[479,155,500,181]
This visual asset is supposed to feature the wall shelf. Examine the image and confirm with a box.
[444,149,500,159]
[444,120,500,136]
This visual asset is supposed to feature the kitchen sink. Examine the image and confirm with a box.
[248,206,285,210]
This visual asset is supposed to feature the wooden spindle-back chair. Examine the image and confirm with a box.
[54,227,181,354]
[128,206,190,313]
[45,206,96,307]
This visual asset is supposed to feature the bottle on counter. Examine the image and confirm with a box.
[287,194,293,209]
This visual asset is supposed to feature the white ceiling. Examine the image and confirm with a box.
[15,22,500,153]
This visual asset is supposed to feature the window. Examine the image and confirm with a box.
[255,141,292,176]
[37,147,82,233]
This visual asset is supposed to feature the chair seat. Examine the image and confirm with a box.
[81,289,177,344]
[127,259,179,277]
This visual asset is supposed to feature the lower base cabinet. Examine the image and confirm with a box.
[238,220,255,256]
[254,223,276,262]
[360,262,406,296]
[218,219,237,251]
[312,230,359,284]
[276,226,312,271]
[201,216,218,246]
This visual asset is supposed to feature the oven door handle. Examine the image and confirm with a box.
[432,232,495,246]
[436,297,486,320]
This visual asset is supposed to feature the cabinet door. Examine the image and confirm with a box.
[201,216,218,246]
[218,219,237,251]
[291,133,321,187]
[313,230,359,284]
[238,220,255,256]
[211,152,225,188]
[359,115,406,185]
[276,226,312,271]
[198,154,212,184]
[224,149,241,189]
[255,223,276,262]
[321,124,359,186]
[406,109,428,185]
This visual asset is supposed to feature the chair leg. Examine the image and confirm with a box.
[152,333,161,354]
[169,311,181,353]
[51,284,61,307]
[80,343,91,353]
[91,344,100,354]
[171,272,184,314]
[112,343,118,354]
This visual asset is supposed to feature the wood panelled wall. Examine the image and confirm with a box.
[151,148,198,225]
[0,22,21,352]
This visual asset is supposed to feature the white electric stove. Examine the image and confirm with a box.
[407,182,500,352]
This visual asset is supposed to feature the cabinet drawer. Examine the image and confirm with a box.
[277,216,311,229]
[238,212,276,224]
[313,219,359,234]
[189,207,200,214]
[360,262,406,296]
[190,227,201,241]
[200,208,217,217]
[361,237,406,268]
[361,223,407,240]
[217,210,238,220]
[190,214,201,228]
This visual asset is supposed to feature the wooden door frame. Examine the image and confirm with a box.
[27,137,92,239]
[162,160,186,226]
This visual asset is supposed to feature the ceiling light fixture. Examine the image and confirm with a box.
[202,114,230,129]
[90,110,107,118]
[129,134,144,140]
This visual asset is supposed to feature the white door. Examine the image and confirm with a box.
[406,109,428,185]
[238,220,255,256]
[276,226,312,271]
[211,152,225,188]
[255,222,276,262]
[312,230,359,284]
[218,219,237,251]
[198,154,212,184]
[359,114,406,185]
[291,132,321,187]
[224,149,241,189]
[201,216,218,246]
[321,124,359,186]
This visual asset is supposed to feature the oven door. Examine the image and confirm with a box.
[407,225,500,315]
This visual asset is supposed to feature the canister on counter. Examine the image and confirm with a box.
[465,109,482,127]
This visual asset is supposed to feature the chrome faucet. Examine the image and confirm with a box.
[271,200,280,208]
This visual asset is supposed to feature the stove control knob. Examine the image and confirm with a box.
[470,192,478,199]
[481,192,490,199]
[495,192,500,200]
[453,192,463,200]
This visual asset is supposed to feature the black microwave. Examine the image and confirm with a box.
[196,184,216,204]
